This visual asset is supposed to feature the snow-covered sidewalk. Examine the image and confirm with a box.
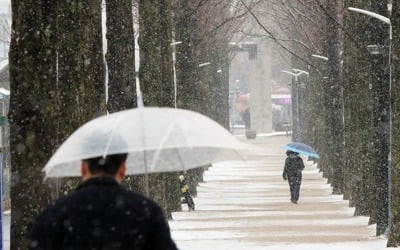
[169,135,388,250]
[3,210,9,250]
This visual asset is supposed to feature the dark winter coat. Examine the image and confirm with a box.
[28,177,178,250]
[282,155,305,182]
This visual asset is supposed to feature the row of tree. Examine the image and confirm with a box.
[243,0,400,246]
[7,0,257,249]
[14,0,400,248]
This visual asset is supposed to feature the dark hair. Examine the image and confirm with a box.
[286,150,298,156]
[83,153,128,176]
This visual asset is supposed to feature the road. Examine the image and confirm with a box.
[169,135,387,250]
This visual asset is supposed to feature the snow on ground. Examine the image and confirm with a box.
[0,134,391,249]
[169,135,390,250]
[3,210,9,249]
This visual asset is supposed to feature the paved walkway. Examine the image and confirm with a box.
[169,135,388,250]
[3,211,9,250]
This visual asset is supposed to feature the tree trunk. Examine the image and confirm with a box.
[325,0,345,194]
[174,0,202,113]
[9,1,58,248]
[138,0,180,217]
[369,0,390,236]
[57,0,106,137]
[388,0,400,246]
[342,0,375,216]
[9,1,105,248]
[138,0,173,107]
[105,0,143,194]
[105,0,136,112]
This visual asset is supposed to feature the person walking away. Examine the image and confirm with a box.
[28,153,178,250]
[179,175,195,211]
[282,150,305,204]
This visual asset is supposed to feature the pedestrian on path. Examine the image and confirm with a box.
[28,153,178,250]
[179,175,195,211]
[282,150,305,204]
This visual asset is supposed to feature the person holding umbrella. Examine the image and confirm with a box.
[32,106,245,249]
[28,153,178,250]
[282,150,305,204]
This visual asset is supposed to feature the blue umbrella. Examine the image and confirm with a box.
[283,142,320,159]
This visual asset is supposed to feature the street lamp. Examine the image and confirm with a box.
[292,69,309,139]
[346,7,392,117]
[281,70,300,79]
[348,5,392,232]
[0,88,9,96]
[281,70,303,140]
[312,54,329,61]
[171,40,182,108]
[292,68,309,76]
[198,62,211,67]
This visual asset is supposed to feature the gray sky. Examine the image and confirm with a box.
[0,0,10,14]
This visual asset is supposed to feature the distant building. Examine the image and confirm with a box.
[0,60,9,209]
[0,12,10,61]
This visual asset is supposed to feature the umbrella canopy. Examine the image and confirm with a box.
[44,107,246,178]
[283,142,319,159]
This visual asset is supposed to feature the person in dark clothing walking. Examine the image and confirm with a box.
[282,150,305,204]
[28,153,178,250]
[179,175,195,211]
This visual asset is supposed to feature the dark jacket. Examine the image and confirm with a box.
[28,177,178,250]
[282,155,305,180]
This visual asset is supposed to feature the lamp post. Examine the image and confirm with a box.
[198,62,211,67]
[171,40,182,108]
[293,68,309,76]
[281,70,302,141]
[292,69,310,140]
[311,54,329,61]
[348,5,392,233]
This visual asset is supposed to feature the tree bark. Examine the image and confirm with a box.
[366,0,390,236]
[388,0,400,246]
[325,0,345,194]
[174,0,201,112]
[138,0,180,217]
[9,1,58,248]
[57,0,106,137]
[9,1,105,248]
[105,0,136,112]
[342,0,375,217]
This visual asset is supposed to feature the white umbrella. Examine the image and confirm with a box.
[43,107,246,178]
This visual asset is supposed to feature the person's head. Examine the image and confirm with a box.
[286,150,298,157]
[81,153,128,183]
[179,175,185,182]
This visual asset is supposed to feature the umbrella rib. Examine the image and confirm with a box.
[102,115,122,158]
[149,121,177,172]
[173,123,193,172]
[174,147,187,173]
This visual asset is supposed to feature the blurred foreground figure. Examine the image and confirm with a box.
[179,175,195,211]
[28,153,178,250]
[282,150,305,204]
